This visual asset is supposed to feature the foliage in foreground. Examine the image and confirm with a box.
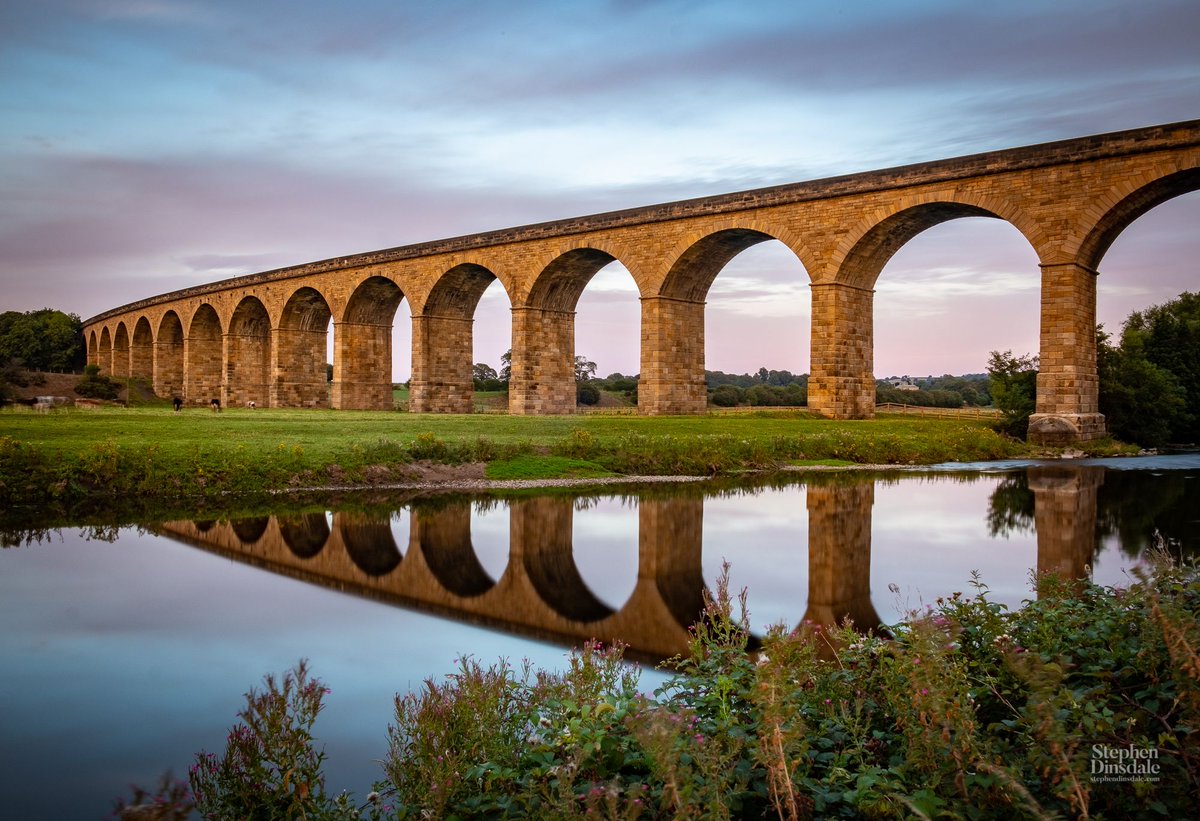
[119,555,1199,820]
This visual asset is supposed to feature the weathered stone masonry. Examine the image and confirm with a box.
[84,120,1200,444]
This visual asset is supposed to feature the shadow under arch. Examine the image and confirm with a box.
[186,303,223,405]
[410,263,504,414]
[97,326,112,373]
[278,512,330,559]
[336,512,402,577]
[414,501,496,598]
[229,517,270,545]
[834,202,1011,291]
[227,296,271,407]
[660,228,779,303]
[130,316,154,380]
[335,276,405,410]
[512,497,614,623]
[1078,168,1200,270]
[156,310,185,399]
[111,321,130,377]
[277,286,333,408]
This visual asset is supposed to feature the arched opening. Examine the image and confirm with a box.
[513,248,619,414]
[471,279,513,413]
[646,229,809,414]
[185,304,223,406]
[276,287,333,408]
[130,317,154,382]
[226,297,271,408]
[111,322,130,378]
[574,261,640,409]
[1091,181,1200,444]
[335,276,405,410]
[155,311,185,400]
[874,217,1040,396]
[824,203,1027,418]
[87,329,98,367]
[96,328,110,373]
[412,263,502,413]
[704,240,812,408]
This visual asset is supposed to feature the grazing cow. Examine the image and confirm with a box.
[210,398,221,412]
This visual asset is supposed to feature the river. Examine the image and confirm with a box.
[2,455,1196,818]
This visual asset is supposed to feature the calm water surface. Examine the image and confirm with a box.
[2,456,1196,818]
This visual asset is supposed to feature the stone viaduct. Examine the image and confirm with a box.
[152,470,1097,662]
[83,120,1200,444]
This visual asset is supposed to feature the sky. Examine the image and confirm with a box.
[1,0,1197,380]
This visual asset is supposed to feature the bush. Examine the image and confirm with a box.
[126,555,1199,819]
[74,364,120,400]
[576,382,600,406]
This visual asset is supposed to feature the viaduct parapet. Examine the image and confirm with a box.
[84,121,1200,443]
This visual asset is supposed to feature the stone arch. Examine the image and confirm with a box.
[130,316,154,381]
[97,326,113,373]
[111,322,131,378]
[337,512,402,577]
[659,227,781,302]
[230,517,270,544]
[810,195,1035,420]
[1077,167,1200,270]
[416,502,496,598]
[410,263,502,413]
[87,329,99,368]
[510,248,620,415]
[275,287,333,408]
[155,311,185,400]
[831,193,1035,290]
[185,303,223,405]
[642,227,807,414]
[226,296,271,408]
[278,513,330,559]
[334,275,405,409]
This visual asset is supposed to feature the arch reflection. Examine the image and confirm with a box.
[278,513,330,559]
[150,467,1111,663]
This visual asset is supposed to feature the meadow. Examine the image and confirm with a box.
[0,405,1132,515]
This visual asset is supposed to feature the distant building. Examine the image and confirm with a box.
[888,379,920,392]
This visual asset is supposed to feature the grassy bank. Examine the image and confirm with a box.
[0,405,1131,513]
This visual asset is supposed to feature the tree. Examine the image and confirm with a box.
[1097,328,1186,448]
[0,309,85,372]
[988,350,1038,439]
[1117,292,1200,443]
[498,350,512,382]
[574,356,597,382]
[473,363,498,382]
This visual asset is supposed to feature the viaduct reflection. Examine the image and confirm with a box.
[153,470,1102,663]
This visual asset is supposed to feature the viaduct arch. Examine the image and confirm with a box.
[84,121,1200,444]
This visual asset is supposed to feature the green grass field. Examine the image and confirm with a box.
[0,405,1133,513]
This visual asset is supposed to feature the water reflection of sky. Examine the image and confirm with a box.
[3,462,1186,819]
[1,529,580,819]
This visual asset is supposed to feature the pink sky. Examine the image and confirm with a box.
[2,0,1196,379]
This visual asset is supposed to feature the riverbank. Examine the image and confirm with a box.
[0,406,1135,520]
